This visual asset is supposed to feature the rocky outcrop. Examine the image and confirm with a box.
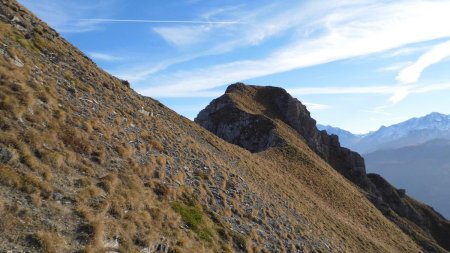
[368,173,423,223]
[196,82,450,252]
[196,83,374,191]
[195,95,285,152]
[368,173,450,251]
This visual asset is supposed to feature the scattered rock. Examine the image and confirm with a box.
[138,107,150,116]
[103,236,120,251]
[12,55,24,67]
[121,79,130,87]
[0,147,12,163]
[397,189,406,198]
[67,86,76,94]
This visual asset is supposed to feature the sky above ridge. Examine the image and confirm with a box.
[19,0,450,133]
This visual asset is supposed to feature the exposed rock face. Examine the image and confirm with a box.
[368,173,450,251]
[196,83,372,190]
[368,173,422,222]
[196,82,450,252]
[196,94,285,152]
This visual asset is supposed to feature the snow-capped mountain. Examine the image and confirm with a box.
[318,112,450,154]
[367,112,450,140]
[317,124,363,147]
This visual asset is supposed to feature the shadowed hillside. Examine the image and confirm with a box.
[365,139,450,219]
[0,0,448,252]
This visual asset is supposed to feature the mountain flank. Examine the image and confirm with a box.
[319,115,450,219]
[0,0,448,252]
[365,139,450,219]
[196,83,450,252]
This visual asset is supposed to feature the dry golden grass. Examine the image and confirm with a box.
[29,231,65,253]
[0,1,442,252]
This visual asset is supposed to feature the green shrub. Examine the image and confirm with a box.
[171,201,213,242]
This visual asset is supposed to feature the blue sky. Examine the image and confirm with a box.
[19,0,450,133]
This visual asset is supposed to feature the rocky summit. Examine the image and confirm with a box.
[196,83,369,189]
[0,0,449,252]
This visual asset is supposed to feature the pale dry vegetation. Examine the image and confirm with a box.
[0,0,438,252]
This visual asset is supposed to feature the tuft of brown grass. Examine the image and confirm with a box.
[115,143,133,158]
[29,231,65,253]
[98,173,118,193]
[0,164,52,197]
[142,134,165,152]
[41,150,64,168]
[60,128,91,155]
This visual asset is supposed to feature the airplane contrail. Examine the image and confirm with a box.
[80,18,244,24]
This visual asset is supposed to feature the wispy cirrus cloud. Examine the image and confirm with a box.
[135,82,450,98]
[377,61,413,72]
[18,0,117,33]
[135,0,450,98]
[80,18,244,25]
[290,82,450,110]
[89,52,123,62]
[153,25,216,48]
[303,102,331,111]
[147,2,325,58]
[396,40,450,84]
[382,45,430,58]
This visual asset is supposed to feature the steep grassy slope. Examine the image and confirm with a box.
[0,1,436,252]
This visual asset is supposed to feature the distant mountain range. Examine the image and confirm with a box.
[318,112,450,154]
[319,112,450,219]
[365,139,450,219]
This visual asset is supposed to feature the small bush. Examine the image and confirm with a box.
[171,202,213,242]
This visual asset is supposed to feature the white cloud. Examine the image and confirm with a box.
[292,82,450,96]
[150,1,325,54]
[377,61,413,72]
[396,40,450,84]
[388,82,450,104]
[303,102,330,111]
[153,25,213,48]
[288,86,395,96]
[80,18,243,25]
[138,82,450,98]
[389,86,411,104]
[89,52,122,61]
[138,0,450,97]
[382,45,429,58]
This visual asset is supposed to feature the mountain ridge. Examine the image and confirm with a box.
[196,83,450,252]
